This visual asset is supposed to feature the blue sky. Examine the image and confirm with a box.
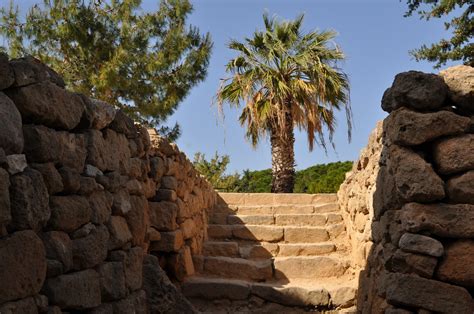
[4,0,460,173]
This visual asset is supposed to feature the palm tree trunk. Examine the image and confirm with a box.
[270,110,295,193]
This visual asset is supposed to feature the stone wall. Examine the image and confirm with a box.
[338,65,474,313]
[338,121,382,270]
[0,54,217,313]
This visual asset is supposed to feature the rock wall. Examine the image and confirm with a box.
[339,65,474,313]
[0,54,217,313]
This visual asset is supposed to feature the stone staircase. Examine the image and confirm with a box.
[182,193,357,312]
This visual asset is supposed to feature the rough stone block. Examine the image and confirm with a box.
[41,231,73,272]
[0,168,11,225]
[0,91,23,154]
[43,269,101,310]
[49,195,91,233]
[72,225,108,270]
[381,71,448,113]
[10,56,65,87]
[434,134,474,175]
[30,163,63,194]
[446,170,474,204]
[5,154,27,175]
[0,230,46,303]
[440,65,474,113]
[278,243,335,257]
[275,214,326,226]
[183,277,250,300]
[204,256,272,281]
[180,218,196,239]
[0,53,15,89]
[437,239,474,288]
[240,243,278,259]
[386,249,438,278]
[154,188,177,202]
[97,262,127,301]
[107,216,133,250]
[9,168,49,232]
[274,256,347,279]
[150,230,184,252]
[228,214,274,225]
[89,190,113,224]
[207,224,233,239]
[58,166,81,193]
[385,273,474,313]
[401,203,474,238]
[399,233,443,257]
[384,107,470,146]
[251,284,330,307]
[127,195,148,246]
[161,176,178,190]
[203,241,239,258]
[79,96,116,130]
[7,81,84,130]
[149,201,178,231]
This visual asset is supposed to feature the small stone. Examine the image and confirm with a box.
[6,154,27,175]
[446,170,474,204]
[84,164,103,177]
[399,233,443,257]
[381,71,448,113]
[434,134,474,175]
[106,216,133,250]
[43,269,101,310]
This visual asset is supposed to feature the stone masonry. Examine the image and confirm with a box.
[0,54,217,313]
[339,65,474,313]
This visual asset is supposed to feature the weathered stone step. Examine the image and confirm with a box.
[203,241,337,259]
[201,256,273,281]
[209,212,343,227]
[182,276,357,308]
[212,202,340,215]
[274,256,349,280]
[218,192,337,206]
[208,224,337,243]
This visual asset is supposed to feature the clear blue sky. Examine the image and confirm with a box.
[4,0,459,173]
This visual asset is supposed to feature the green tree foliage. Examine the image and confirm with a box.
[216,13,351,193]
[193,152,239,191]
[0,0,212,140]
[236,169,272,193]
[293,161,353,193]
[404,0,473,68]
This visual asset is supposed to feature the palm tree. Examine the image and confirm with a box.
[217,14,352,193]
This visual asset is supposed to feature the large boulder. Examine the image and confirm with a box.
[9,56,65,88]
[0,230,47,303]
[0,168,11,225]
[42,269,101,310]
[0,53,15,89]
[30,162,64,195]
[381,71,448,113]
[439,65,474,113]
[401,203,474,238]
[86,129,131,173]
[437,239,474,288]
[23,125,87,172]
[0,92,24,154]
[387,145,445,203]
[79,96,116,130]
[97,262,127,301]
[41,231,73,273]
[8,167,50,232]
[434,134,474,175]
[385,273,474,313]
[6,81,84,130]
[72,224,109,270]
[49,195,91,233]
[383,108,470,146]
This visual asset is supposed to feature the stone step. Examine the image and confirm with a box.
[218,192,337,206]
[208,224,336,243]
[203,241,337,259]
[209,212,344,227]
[201,256,273,281]
[273,256,349,280]
[213,202,340,215]
[182,276,357,308]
